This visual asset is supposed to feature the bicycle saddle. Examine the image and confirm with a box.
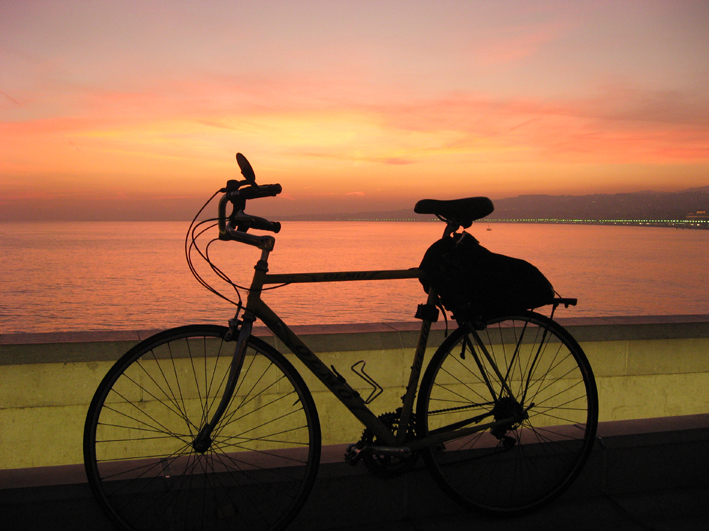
[414,197,494,228]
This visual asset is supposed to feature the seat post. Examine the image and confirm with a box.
[442,220,460,238]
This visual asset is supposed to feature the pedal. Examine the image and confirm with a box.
[344,443,365,466]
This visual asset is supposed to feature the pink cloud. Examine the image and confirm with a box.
[473,22,568,66]
[368,88,709,164]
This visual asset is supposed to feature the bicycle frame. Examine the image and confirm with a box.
[194,239,525,457]
[84,162,596,531]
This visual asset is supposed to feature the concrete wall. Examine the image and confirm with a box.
[1,315,708,471]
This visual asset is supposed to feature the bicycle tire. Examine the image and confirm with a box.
[84,324,321,531]
[416,312,598,516]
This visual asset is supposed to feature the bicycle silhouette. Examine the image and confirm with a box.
[84,153,598,531]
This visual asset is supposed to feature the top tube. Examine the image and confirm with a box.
[263,268,423,285]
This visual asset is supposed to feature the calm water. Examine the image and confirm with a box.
[1,221,707,334]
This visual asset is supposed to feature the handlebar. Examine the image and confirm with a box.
[232,183,282,201]
[217,154,282,250]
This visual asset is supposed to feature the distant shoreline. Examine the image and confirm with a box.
[279,187,709,228]
[277,217,708,229]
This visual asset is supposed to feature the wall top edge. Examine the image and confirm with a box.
[1,314,709,346]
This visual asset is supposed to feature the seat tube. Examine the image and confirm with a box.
[397,288,438,444]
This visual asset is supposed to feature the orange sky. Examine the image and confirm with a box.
[2,0,708,220]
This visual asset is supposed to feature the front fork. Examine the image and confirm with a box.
[192,315,252,453]
[193,243,271,453]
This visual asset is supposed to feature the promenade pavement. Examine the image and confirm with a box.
[2,475,708,531]
[321,486,709,531]
[3,415,709,530]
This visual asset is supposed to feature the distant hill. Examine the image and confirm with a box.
[280,187,709,223]
[489,189,709,221]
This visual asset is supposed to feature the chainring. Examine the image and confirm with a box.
[360,410,419,478]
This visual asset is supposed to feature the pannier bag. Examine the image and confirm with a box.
[419,231,555,320]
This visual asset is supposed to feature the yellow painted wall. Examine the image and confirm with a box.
[1,317,708,470]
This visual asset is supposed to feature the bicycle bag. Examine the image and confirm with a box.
[419,232,555,320]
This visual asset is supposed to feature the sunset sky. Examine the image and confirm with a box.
[2,0,708,220]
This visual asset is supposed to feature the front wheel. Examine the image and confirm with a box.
[416,312,598,516]
[83,324,321,531]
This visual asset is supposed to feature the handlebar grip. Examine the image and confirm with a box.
[231,183,282,201]
[246,217,281,233]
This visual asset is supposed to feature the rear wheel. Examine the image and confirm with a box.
[417,312,597,515]
[84,324,321,531]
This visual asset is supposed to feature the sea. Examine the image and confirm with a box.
[1,221,707,334]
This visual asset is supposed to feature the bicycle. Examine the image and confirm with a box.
[83,153,598,531]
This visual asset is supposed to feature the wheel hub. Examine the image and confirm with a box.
[490,396,527,440]
[192,431,212,454]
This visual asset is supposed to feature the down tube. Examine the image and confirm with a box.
[249,298,398,447]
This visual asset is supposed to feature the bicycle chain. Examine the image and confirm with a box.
[426,401,494,416]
